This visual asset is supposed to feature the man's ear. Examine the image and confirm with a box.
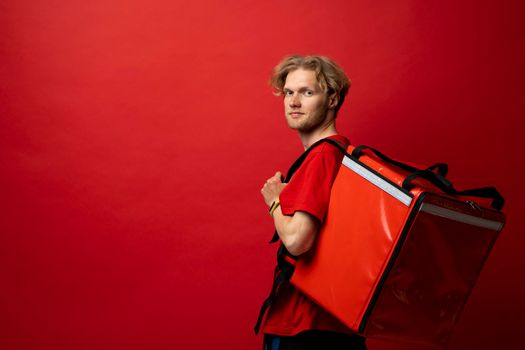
[328,94,339,109]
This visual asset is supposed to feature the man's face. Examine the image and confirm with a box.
[283,68,332,133]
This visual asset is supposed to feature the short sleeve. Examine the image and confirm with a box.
[279,141,346,222]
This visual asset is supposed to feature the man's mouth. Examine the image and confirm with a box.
[289,112,304,117]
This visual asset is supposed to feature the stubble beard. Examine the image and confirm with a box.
[286,106,330,134]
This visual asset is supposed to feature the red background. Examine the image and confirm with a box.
[1,1,523,349]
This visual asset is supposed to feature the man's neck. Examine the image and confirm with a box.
[299,123,339,150]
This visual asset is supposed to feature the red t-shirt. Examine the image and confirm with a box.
[261,135,355,336]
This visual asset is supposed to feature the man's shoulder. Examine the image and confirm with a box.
[297,135,349,173]
[309,135,350,156]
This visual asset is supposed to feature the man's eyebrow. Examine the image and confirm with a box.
[283,86,313,92]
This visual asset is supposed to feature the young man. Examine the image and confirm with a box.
[257,56,367,350]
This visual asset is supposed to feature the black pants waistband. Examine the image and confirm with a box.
[263,330,367,350]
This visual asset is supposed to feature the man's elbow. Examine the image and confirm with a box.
[286,241,312,256]
[282,230,315,256]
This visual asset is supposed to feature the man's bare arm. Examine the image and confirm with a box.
[261,171,320,256]
[272,209,320,256]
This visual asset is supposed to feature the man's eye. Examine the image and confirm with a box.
[304,91,314,96]
[285,91,293,96]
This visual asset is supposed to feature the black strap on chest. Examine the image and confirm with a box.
[254,138,347,335]
[253,244,299,334]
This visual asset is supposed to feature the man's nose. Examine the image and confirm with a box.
[289,93,301,107]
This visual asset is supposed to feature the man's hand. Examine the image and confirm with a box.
[261,171,286,206]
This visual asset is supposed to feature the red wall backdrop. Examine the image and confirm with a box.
[1,1,523,349]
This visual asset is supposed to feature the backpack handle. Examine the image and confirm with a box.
[402,169,505,210]
[352,145,448,177]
